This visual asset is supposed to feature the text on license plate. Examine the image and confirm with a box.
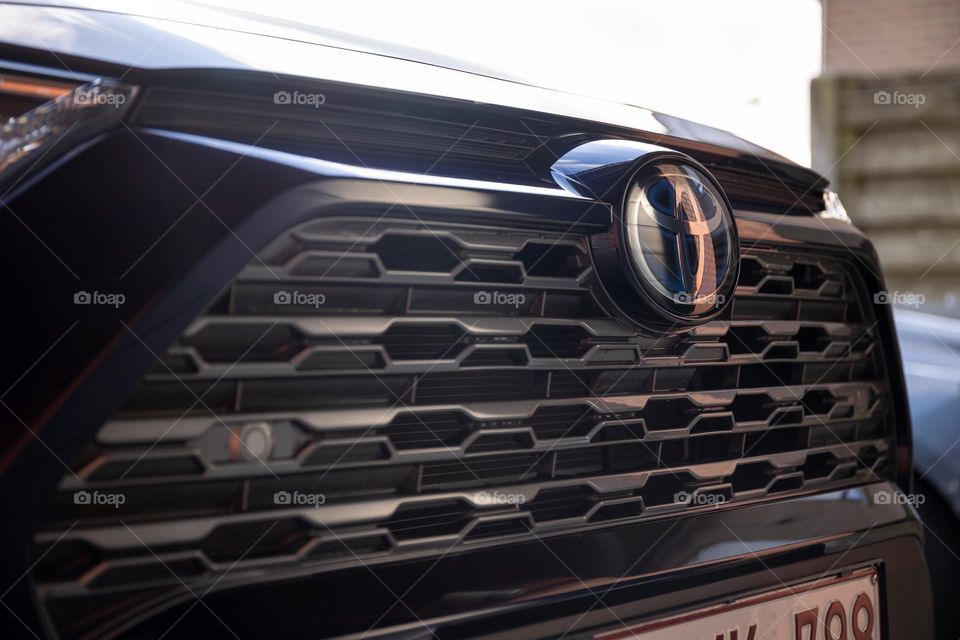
[595,568,880,640]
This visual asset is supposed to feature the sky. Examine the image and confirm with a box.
[194,0,824,166]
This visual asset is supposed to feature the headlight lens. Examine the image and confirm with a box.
[820,189,852,224]
[1,76,137,186]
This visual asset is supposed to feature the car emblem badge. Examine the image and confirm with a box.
[621,158,739,325]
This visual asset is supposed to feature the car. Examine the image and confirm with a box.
[0,2,933,639]
[894,308,960,639]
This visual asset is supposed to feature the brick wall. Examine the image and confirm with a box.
[814,2,960,311]
[823,0,960,76]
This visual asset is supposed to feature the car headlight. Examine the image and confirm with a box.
[0,75,137,188]
[820,189,852,224]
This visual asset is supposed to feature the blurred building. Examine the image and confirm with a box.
[812,0,960,311]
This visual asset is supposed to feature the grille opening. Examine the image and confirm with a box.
[654,366,739,392]
[595,419,646,442]
[789,262,828,290]
[297,349,386,371]
[591,369,654,396]
[245,466,418,505]
[758,277,795,295]
[302,441,390,466]
[803,452,841,480]
[801,301,847,323]
[288,253,381,278]
[739,363,804,388]
[202,519,313,562]
[233,283,408,315]
[738,257,767,287]
[380,324,466,360]
[388,412,470,450]
[307,535,391,561]
[730,393,780,423]
[803,389,838,415]
[796,326,831,352]
[515,242,588,278]
[417,370,549,403]
[527,325,589,358]
[465,518,530,540]
[639,474,691,507]
[661,434,744,466]
[730,461,777,492]
[527,405,596,440]
[461,347,529,367]
[727,326,775,355]
[455,263,525,283]
[732,297,800,321]
[642,398,699,431]
[420,453,542,490]
[606,442,660,473]
[372,234,462,272]
[555,448,604,477]
[527,486,595,522]
[86,455,204,481]
[466,432,534,453]
[386,500,471,540]
[744,427,810,456]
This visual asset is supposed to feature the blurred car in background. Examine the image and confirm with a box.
[896,307,960,638]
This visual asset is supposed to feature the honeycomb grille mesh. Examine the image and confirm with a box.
[33,214,893,634]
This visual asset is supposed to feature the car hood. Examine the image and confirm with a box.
[0,0,811,172]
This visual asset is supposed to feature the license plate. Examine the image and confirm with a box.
[596,568,880,640]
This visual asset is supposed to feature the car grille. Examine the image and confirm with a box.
[33,210,893,634]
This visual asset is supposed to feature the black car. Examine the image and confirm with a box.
[0,3,932,639]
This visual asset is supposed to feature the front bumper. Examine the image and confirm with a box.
[115,482,931,638]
